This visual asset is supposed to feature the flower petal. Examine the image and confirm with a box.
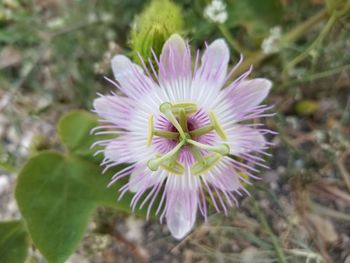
[166,189,197,239]
[191,39,230,107]
[229,78,272,113]
[194,39,229,85]
[159,34,191,83]
[205,160,242,191]
[212,78,272,127]
[104,137,134,164]
[128,165,160,193]
[111,55,155,99]
[105,135,155,164]
[225,126,266,155]
[93,95,134,129]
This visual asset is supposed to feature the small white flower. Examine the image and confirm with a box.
[47,18,64,29]
[101,13,113,23]
[204,0,228,24]
[87,13,98,23]
[261,26,282,54]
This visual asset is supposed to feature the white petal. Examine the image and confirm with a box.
[93,95,133,128]
[226,126,267,155]
[231,78,272,112]
[111,55,154,98]
[159,34,192,101]
[211,78,272,127]
[195,39,229,85]
[160,34,190,77]
[166,190,197,239]
[128,166,159,193]
[192,39,230,106]
[206,162,242,192]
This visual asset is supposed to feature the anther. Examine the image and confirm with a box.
[147,140,185,171]
[179,108,188,132]
[187,139,230,155]
[154,130,178,139]
[189,125,214,137]
[159,159,185,175]
[171,102,197,115]
[190,153,222,176]
[209,111,227,141]
[147,114,154,146]
[190,145,206,164]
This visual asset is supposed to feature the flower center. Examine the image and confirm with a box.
[147,102,229,175]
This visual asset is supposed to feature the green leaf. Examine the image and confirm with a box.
[16,110,160,262]
[57,110,107,161]
[16,152,95,263]
[0,221,28,263]
[15,151,138,263]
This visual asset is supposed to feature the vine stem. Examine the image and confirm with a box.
[227,8,328,80]
[283,12,337,77]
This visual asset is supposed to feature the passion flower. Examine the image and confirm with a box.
[93,34,274,239]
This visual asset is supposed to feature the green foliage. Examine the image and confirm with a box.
[58,110,106,160]
[16,152,94,263]
[130,0,183,63]
[0,221,28,263]
[14,110,149,263]
[226,0,283,39]
[16,152,128,263]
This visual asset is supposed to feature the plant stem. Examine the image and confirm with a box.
[280,9,328,44]
[283,12,337,76]
[217,24,248,55]
[252,196,288,263]
[279,64,350,88]
[311,201,350,222]
[227,8,328,79]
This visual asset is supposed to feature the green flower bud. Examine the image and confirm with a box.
[130,0,183,64]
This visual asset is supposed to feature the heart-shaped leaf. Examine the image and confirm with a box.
[0,221,28,263]
[16,110,159,263]
[16,152,96,263]
[58,110,109,161]
[15,151,138,263]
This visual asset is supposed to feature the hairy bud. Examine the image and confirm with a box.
[130,0,183,64]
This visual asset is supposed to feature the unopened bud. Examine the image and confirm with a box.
[130,0,183,64]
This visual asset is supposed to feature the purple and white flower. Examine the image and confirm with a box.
[92,34,274,239]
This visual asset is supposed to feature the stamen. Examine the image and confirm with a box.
[171,102,197,115]
[154,130,179,139]
[159,102,186,139]
[187,139,230,155]
[147,114,154,146]
[209,111,227,141]
[191,153,222,176]
[190,125,214,137]
[160,159,185,175]
[179,108,188,132]
[190,145,206,164]
[147,140,185,171]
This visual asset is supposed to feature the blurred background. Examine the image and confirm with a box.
[0,0,350,262]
